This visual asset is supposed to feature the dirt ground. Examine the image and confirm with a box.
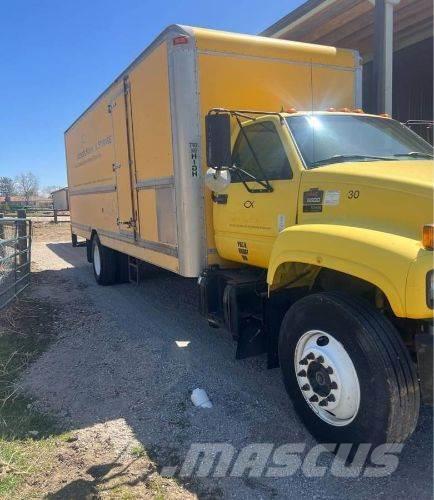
[1,222,191,499]
[11,223,434,498]
[31,220,72,242]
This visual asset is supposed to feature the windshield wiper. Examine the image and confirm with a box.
[311,154,394,167]
[393,152,433,159]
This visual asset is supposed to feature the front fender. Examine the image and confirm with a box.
[267,224,422,318]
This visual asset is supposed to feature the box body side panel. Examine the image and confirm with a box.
[65,40,181,273]
[129,41,179,257]
[65,90,119,239]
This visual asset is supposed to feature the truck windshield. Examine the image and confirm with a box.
[286,114,433,168]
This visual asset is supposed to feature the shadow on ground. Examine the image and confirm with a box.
[19,241,434,499]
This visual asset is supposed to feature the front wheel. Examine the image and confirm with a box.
[279,292,420,446]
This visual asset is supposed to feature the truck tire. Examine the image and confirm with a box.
[86,239,92,263]
[279,292,420,447]
[91,235,117,286]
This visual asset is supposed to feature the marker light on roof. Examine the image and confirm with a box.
[173,36,189,45]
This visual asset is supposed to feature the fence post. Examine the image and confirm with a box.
[54,209,58,224]
[0,213,4,259]
[17,209,27,267]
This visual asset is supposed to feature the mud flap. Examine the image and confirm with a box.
[264,288,307,369]
[236,318,267,360]
[415,330,433,405]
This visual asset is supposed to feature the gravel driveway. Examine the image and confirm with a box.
[22,233,433,499]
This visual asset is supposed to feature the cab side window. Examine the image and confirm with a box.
[231,121,292,182]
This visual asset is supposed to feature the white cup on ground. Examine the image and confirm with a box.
[191,388,213,408]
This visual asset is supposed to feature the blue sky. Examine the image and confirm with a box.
[0,0,304,189]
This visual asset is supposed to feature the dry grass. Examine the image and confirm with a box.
[31,221,71,242]
[0,297,60,497]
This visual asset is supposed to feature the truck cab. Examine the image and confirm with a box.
[202,108,433,447]
[209,109,433,319]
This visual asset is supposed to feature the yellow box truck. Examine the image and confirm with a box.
[65,25,433,448]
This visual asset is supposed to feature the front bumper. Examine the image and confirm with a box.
[415,322,433,405]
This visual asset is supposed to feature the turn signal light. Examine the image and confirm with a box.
[422,224,434,250]
[286,107,297,113]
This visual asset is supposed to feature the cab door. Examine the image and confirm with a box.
[109,76,136,238]
[213,117,299,268]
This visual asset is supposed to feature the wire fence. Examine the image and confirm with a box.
[0,218,32,310]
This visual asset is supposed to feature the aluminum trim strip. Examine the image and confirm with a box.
[99,228,178,257]
[135,176,174,190]
[197,48,357,72]
[168,32,205,277]
[71,224,178,258]
[69,185,116,196]
[71,221,91,232]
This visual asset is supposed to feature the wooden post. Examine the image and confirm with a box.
[16,209,27,267]
[54,209,58,224]
[0,213,4,257]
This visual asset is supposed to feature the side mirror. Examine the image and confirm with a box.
[205,113,232,169]
[204,167,231,193]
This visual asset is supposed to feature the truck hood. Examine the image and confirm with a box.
[298,160,434,240]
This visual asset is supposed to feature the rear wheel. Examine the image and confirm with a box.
[91,235,117,286]
[279,292,420,446]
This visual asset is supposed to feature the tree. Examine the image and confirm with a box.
[15,172,39,204]
[0,177,16,203]
[41,185,63,198]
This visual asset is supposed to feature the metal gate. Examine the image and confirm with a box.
[0,218,32,309]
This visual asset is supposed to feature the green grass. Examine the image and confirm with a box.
[130,444,147,459]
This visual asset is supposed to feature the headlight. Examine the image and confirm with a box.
[427,270,434,309]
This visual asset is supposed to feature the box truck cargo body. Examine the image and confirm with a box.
[66,25,433,448]
[65,25,360,277]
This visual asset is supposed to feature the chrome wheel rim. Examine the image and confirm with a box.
[93,243,101,276]
[294,329,360,426]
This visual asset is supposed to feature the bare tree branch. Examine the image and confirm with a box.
[15,172,39,204]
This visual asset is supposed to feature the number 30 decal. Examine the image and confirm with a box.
[348,190,360,199]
